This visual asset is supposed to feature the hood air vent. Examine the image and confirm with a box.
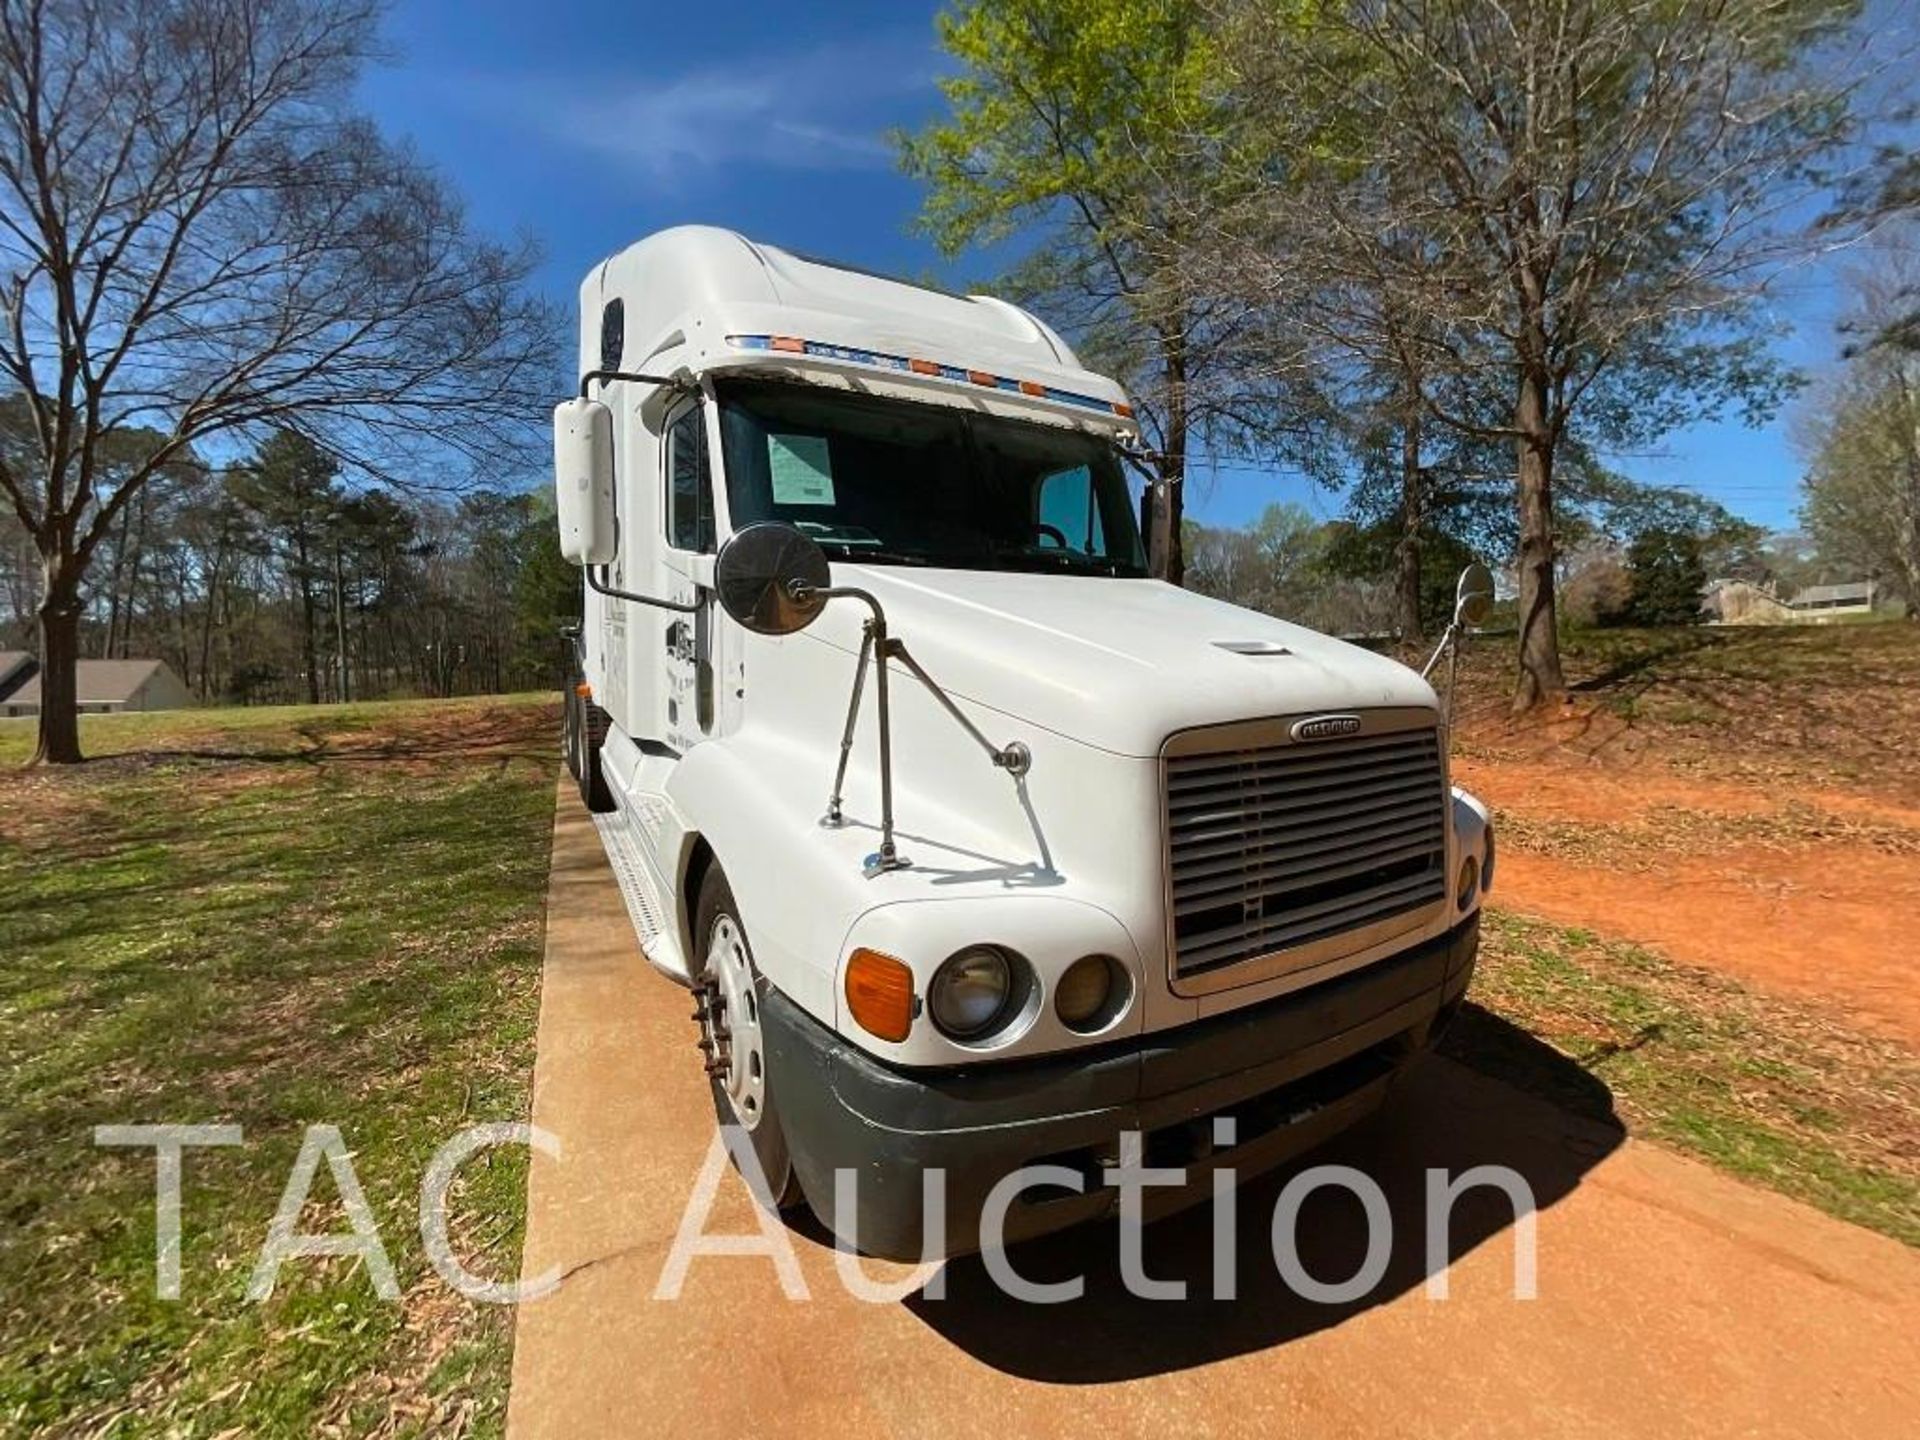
[1212,640,1292,657]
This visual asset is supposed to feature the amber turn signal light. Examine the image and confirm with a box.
[845,948,914,1043]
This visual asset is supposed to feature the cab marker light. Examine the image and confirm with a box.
[845,948,915,1043]
[723,334,1136,418]
[574,682,592,699]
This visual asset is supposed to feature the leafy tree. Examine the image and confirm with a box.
[1618,528,1709,627]
[228,431,341,704]
[1184,502,1403,634]
[1214,0,1862,709]
[4,398,573,705]
[1573,470,1768,581]
[0,0,556,762]
[1184,502,1326,612]
[1324,515,1483,638]
[899,0,1293,586]
[512,489,581,683]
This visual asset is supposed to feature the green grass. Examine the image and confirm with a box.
[0,693,559,766]
[0,697,559,1435]
[1446,911,1920,1246]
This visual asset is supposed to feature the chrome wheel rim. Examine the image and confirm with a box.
[708,914,766,1129]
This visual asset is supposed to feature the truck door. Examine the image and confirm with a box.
[659,397,717,751]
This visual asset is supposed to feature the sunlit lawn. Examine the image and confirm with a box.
[1448,913,1919,1247]
[0,696,559,1435]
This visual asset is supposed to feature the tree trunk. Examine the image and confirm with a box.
[333,543,350,704]
[1512,357,1565,711]
[33,556,84,765]
[1151,332,1189,587]
[1153,448,1187,588]
[198,537,226,701]
[1894,366,1920,616]
[1397,405,1424,644]
[294,528,319,705]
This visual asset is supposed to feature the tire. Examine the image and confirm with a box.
[561,688,583,781]
[693,866,807,1211]
[577,700,615,813]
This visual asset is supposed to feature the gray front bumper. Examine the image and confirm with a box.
[763,916,1479,1261]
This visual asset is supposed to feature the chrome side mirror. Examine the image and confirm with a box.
[713,522,832,636]
[1455,562,1494,627]
[1423,560,1496,683]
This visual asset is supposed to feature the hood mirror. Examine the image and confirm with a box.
[1455,562,1494,627]
[713,522,831,636]
[1423,559,1495,685]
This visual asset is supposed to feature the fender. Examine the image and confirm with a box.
[664,733,882,1027]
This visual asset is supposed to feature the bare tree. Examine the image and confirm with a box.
[1797,237,1920,610]
[0,0,557,762]
[1211,0,1871,708]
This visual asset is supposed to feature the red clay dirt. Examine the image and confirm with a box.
[1454,752,1920,1046]
[508,787,1920,1440]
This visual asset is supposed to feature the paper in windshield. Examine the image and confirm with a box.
[768,433,835,506]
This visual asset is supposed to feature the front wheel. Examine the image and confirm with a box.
[561,688,583,780]
[693,867,806,1210]
[575,698,614,813]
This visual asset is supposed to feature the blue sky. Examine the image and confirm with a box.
[356,0,1849,534]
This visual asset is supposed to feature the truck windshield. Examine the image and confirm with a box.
[715,378,1148,575]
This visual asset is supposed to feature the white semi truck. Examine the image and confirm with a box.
[553,226,1493,1261]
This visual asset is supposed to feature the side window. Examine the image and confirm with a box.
[599,299,624,370]
[666,405,715,553]
[1036,464,1101,553]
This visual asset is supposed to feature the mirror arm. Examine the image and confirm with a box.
[797,580,1032,876]
[586,564,700,614]
[802,584,906,875]
[824,625,875,830]
[1419,621,1460,681]
[1422,596,1483,728]
[572,368,697,600]
[578,367,687,400]
[1116,444,1174,490]
[884,639,1032,777]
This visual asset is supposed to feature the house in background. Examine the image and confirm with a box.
[1788,581,1876,621]
[1703,577,1882,626]
[1702,578,1797,625]
[1,657,191,718]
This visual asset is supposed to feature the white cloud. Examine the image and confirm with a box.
[451,37,935,181]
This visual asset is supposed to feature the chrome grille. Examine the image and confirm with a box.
[1165,726,1447,980]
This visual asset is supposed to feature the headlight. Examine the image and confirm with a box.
[928,946,1013,1039]
[1456,855,1480,910]
[1055,954,1128,1032]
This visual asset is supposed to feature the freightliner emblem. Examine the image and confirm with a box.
[1291,714,1362,741]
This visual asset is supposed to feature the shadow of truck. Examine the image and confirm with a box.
[902,1010,1621,1383]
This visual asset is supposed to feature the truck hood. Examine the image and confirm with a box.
[810,565,1438,757]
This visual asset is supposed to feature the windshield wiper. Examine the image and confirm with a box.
[988,545,1133,576]
[820,545,936,567]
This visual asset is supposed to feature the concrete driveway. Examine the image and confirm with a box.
[507,786,1920,1438]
